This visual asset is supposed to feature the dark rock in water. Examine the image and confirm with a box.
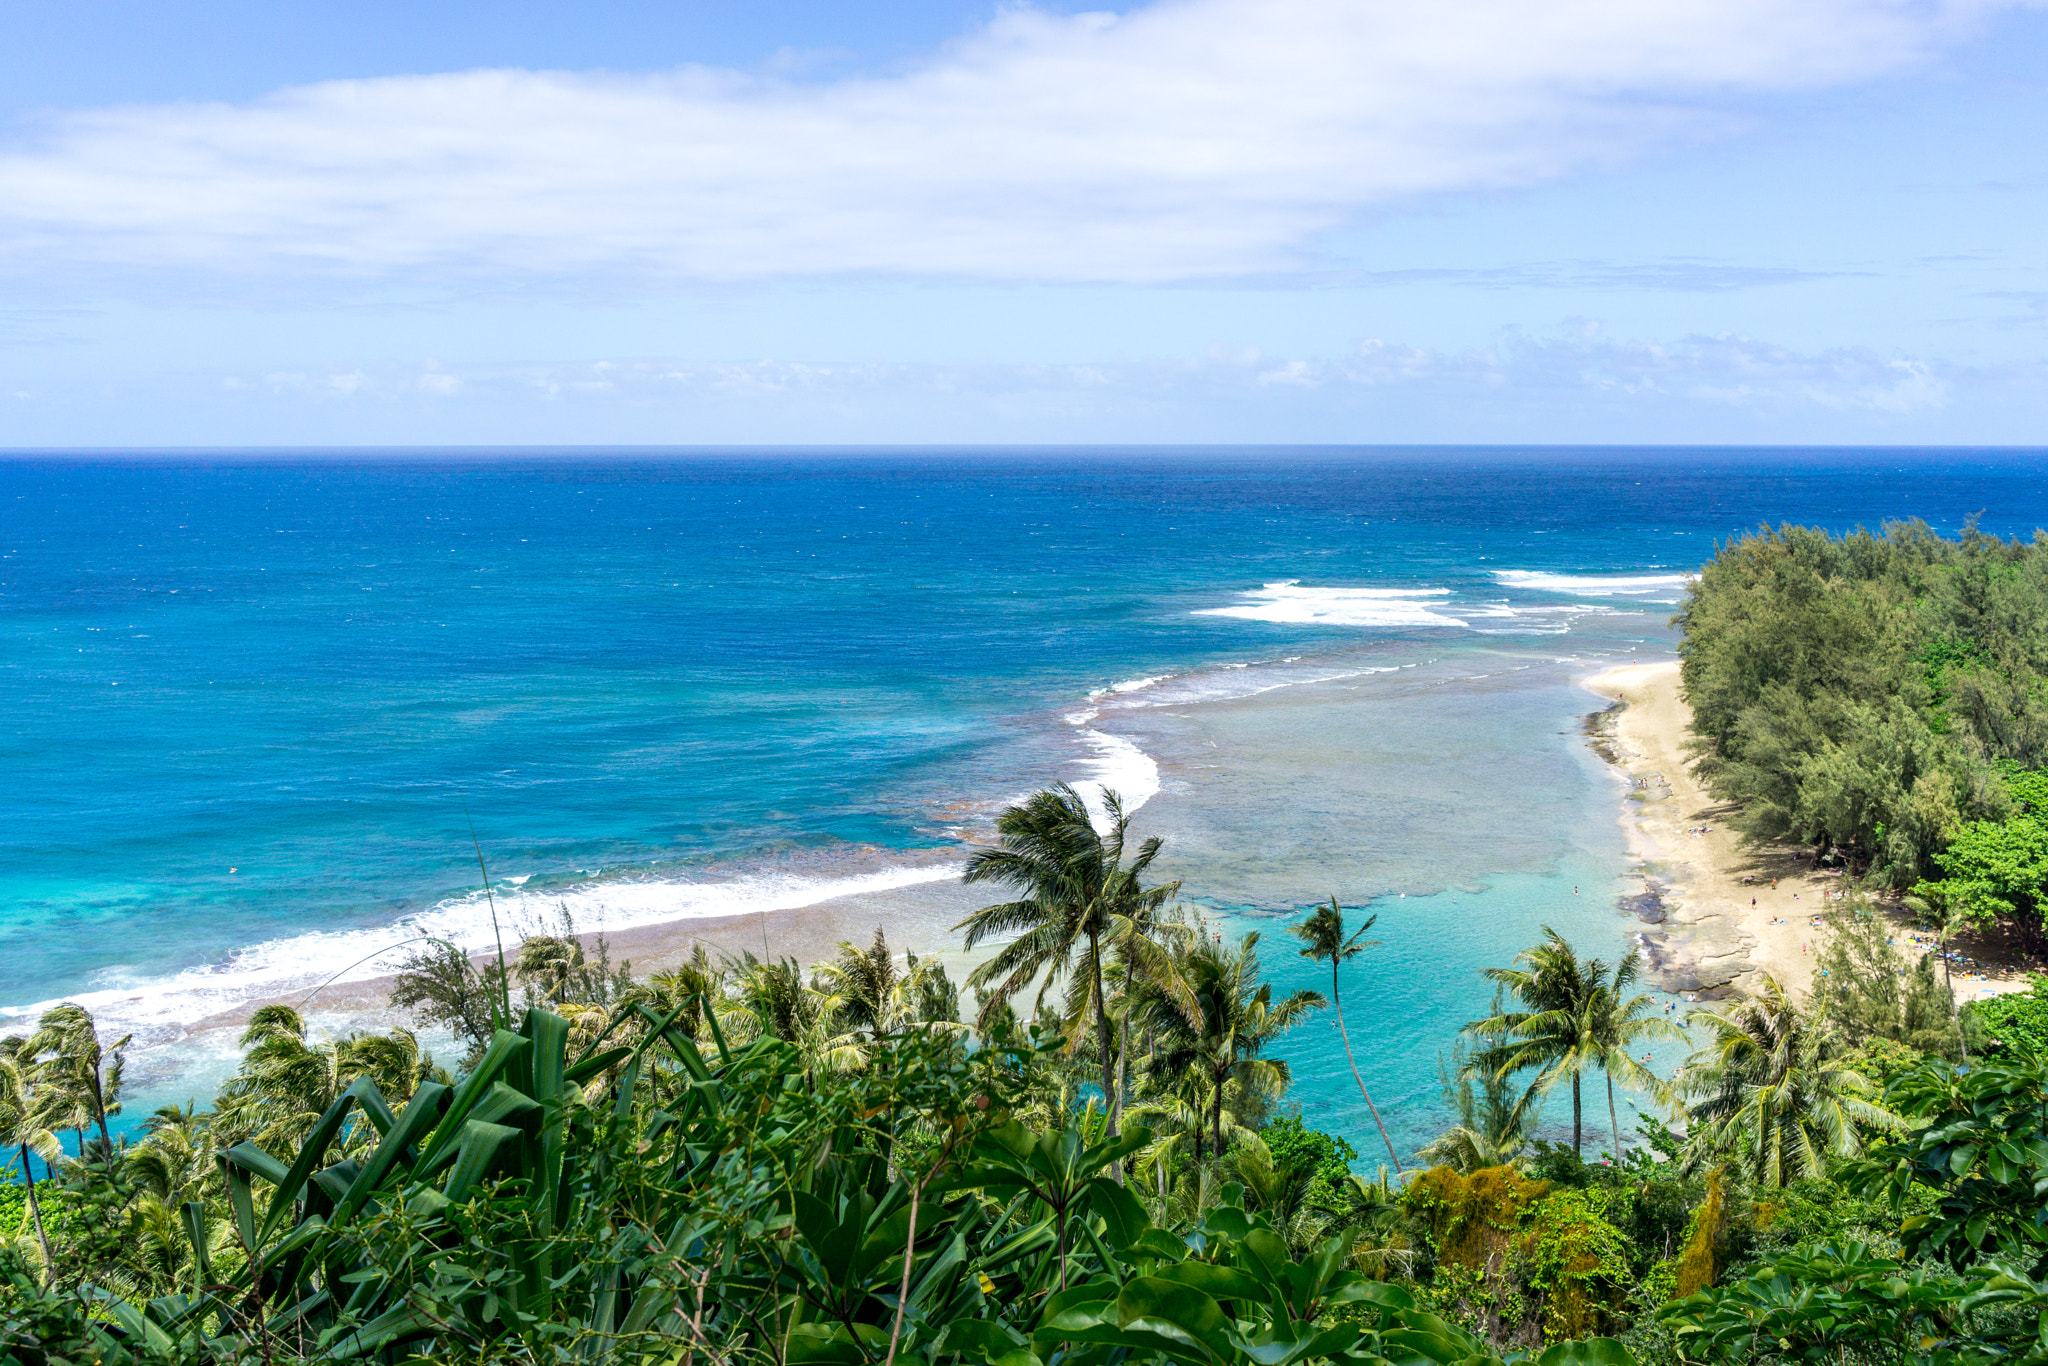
[1633,920,1743,995]
[1583,702,1625,765]
[1618,883,1668,924]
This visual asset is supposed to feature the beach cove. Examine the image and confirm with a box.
[8,448,2048,1149]
[1587,661,2031,1007]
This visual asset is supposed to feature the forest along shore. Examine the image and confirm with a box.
[1584,660,2022,1003]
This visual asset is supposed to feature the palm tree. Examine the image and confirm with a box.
[26,1002,129,1160]
[126,1103,237,1298]
[1150,931,1324,1158]
[214,1005,436,1154]
[127,1103,214,1206]
[1469,928,1678,1160]
[516,934,583,1004]
[1678,973,1904,1187]
[1289,897,1401,1173]
[1468,929,1602,1156]
[814,931,963,1034]
[728,951,818,1045]
[1102,901,1198,1159]
[647,945,731,1042]
[958,783,1181,1136]
[0,1042,60,1279]
[1587,950,1684,1159]
[1228,1131,1325,1253]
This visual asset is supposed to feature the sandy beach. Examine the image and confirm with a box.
[126,861,1007,1095]
[1584,660,2025,1003]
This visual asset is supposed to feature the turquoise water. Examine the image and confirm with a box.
[5,447,2046,1154]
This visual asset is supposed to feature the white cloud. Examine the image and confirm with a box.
[0,0,2018,284]
[184,329,1971,415]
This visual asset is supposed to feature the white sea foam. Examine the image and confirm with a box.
[1089,675,1172,700]
[1493,570,1691,601]
[0,861,964,1043]
[1070,727,1163,828]
[1093,663,1404,711]
[1195,581,1466,629]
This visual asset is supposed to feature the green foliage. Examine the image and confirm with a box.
[1924,807,2048,926]
[1677,521,2048,885]
[1837,1036,1932,1090]
[1517,1189,1635,1342]
[1852,1056,2048,1276]
[1811,911,1961,1057]
[1747,1175,1907,1263]
[8,1001,1659,1366]
[1677,974,1905,1189]
[1262,1115,1359,1193]
[1663,1241,2048,1365]
[1968,976,2048,1059]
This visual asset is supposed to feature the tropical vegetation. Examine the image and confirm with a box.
[1677,522,2048,929]
[4,780,2048,1363]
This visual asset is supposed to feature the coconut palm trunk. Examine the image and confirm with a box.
[17,1143,52,1275]
[1289,900,1401,1171]
[1109,1013,1130,1182]
[1328,967,1401,1172]
[1089,931,1118,1138]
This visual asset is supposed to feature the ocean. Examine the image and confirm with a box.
[5,446,2046,1160]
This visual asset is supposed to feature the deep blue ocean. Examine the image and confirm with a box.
[6,447,2047,1159]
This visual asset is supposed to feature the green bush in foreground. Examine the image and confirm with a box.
[0,1008,1640,1366]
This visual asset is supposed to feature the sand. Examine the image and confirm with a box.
[1583,660,2025,1003]
[127,860,1011,1095]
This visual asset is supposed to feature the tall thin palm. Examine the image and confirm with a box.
[0,1043,61,1280]
[1289,897,1401,1172]
[1678,973,1904,1187]
[958,783,1181,1136]
[1588,950,1685,1159]
[1150,931,1325,1156]
[1468,928,1601,1156]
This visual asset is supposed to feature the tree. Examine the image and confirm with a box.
[24,1002,128,1160]
[1813,909,1961,1058]
[728,951,817,1044]
[958,783,1180,1137]
[1150,930,1324,1157]
[1468,928,1603,1157]
[1678,973,1903,1187]
[0,1042,60,1280]
[812,928,962,1038]
[1288,896,1401,1172]
[388,937,507,1067]
[213,1004,437,1153]
[1585,949,1684,1160]
[1419,1002,1540,1173]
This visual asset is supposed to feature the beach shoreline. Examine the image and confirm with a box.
[1582,660,2025,1004]
[116,855,1008,1096]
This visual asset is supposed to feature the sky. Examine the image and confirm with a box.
[2,0,2047,446]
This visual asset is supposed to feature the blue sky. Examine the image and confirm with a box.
[3,0,2046,446]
